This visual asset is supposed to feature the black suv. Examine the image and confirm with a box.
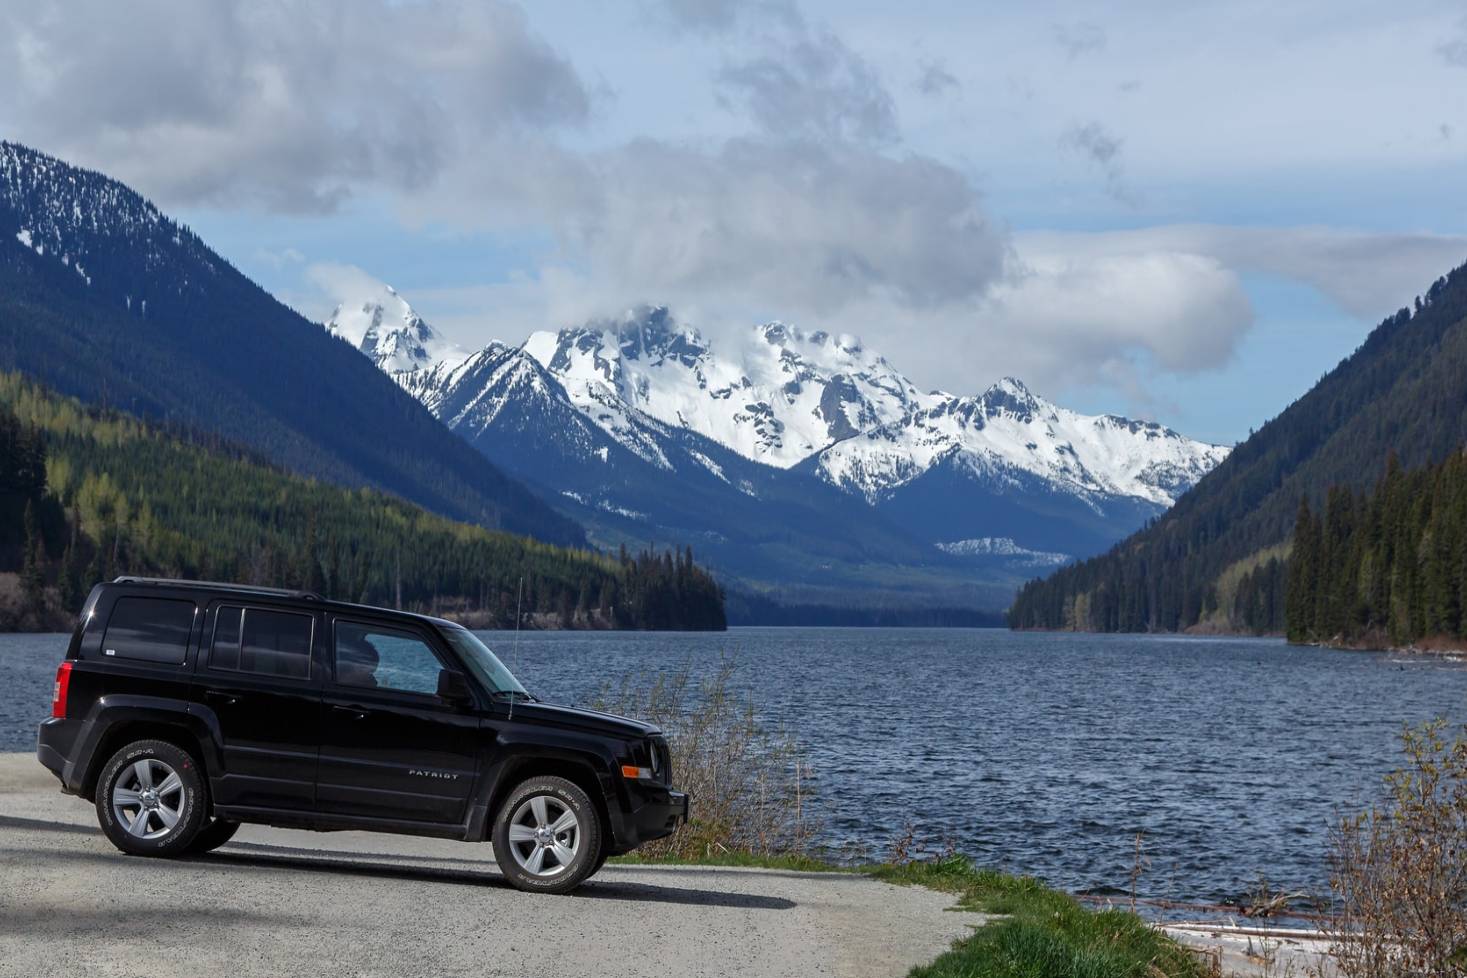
[36,578,688,894]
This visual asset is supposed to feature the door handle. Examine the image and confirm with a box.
[205,691,239,707]
[332,705,368,721]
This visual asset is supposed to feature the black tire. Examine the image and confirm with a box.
[95,739,208,857]
[186,817,241,854]
[590,849,609,877]
[492,775,602,895]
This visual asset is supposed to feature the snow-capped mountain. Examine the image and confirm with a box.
[522,307,922,468]
[324,287,1228,601]
[325,284,467,374]
[519,305,1225,509]
[813,376,1228,508]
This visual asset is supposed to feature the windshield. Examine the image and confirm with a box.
[441,627,529,696]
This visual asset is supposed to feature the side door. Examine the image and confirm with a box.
[196,602,323,811]
[316,616,480,824]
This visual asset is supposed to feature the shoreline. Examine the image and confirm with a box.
[1011,623,1467,659]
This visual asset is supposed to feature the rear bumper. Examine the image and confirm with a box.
[611,782,689,853]
[36,717,82,794]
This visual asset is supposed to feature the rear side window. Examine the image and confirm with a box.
[101,597,196,664]
[210,605,314,680]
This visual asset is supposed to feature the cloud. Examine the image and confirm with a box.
[1019,226,1467,321]
[915,61,961,97]
[1438,18,1467,67]
[717,29,899,144]
[982,249,1254,380]
[577,138,1004,312]
[1052,21,1106,60]
[305,261,394,310]
[1061,121,1136,205]
[651,0,801,35]
[0,0,590,212]
[253,246,306,271]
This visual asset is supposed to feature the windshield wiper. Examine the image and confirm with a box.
[490,689,537,703]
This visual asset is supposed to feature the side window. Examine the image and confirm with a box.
[210,605,313,680]
[334,621,444,695]
[210,606,243,671]
[101,597,196,664]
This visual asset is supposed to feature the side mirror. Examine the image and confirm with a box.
[437,669,473,705]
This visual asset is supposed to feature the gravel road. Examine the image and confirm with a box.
[0,753,971,978]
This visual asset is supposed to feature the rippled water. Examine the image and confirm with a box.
[4,627,1464,903]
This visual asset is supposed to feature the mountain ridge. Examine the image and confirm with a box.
[0,140,584,547]
[1009,258,1467,633]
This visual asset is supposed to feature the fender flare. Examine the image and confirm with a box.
[68,695,223,799]
[466,736,620,842]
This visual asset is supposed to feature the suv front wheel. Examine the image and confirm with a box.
[95,739,207,856]
[492,775,603,894]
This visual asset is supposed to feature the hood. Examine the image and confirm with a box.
[506,701,660,739]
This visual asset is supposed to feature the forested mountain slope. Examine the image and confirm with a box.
[0,374,723,631]
[0,142,581,546]
[1010,259,1467,633]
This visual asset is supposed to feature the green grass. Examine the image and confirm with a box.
[873,857,1208,978]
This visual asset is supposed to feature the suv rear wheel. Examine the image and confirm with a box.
[492,775,602,894]
[95,739,207,856]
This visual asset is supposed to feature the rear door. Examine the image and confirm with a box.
[316,616,479,824]
[196,602,323,811]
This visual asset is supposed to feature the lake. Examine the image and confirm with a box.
[3,627,1464,905]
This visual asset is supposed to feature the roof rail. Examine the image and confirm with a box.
[111,576,323,601]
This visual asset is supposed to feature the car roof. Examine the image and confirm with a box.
[104,577,461,630]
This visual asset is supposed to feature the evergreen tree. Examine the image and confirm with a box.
[0,374,726,631]
[20,499,45,615]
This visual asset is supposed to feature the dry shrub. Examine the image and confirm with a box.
[593,657,819,860]
[1329,720,1467,977]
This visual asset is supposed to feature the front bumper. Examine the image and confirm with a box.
[612,782,689,853]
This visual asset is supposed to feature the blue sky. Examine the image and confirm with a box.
[5,0,1467,444]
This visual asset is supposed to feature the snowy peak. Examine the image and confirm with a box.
[815,374,1227,508]
[325,284,467,374]
[524,308,926,467]
[518,303,1225,507]
[332,280,1227,522]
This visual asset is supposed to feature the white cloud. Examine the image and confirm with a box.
[305,262,395,312]
[0,0,590,212]
[1018,226,1467,321]
[968,248,1253,390]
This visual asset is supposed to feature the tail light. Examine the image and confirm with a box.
[51,662,72,719]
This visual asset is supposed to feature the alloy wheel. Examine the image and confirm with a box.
[506,794,581,877]
[111,758,185,840]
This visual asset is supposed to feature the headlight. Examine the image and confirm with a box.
[649,743,661,774]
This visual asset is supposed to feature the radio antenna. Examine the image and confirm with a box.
[509,576,523,721]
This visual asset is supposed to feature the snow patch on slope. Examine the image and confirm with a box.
[936,537,1072,566]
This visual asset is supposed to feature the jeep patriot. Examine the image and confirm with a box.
[36,578,688,894]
